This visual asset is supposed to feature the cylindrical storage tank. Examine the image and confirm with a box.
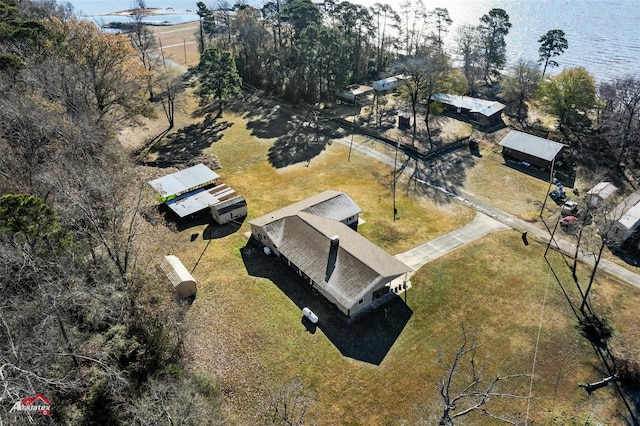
[302,307,319,324]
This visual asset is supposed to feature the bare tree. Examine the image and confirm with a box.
[262,378,314,426]
[128,0,161,100]
[125,374,228,425]
[434,327,529,425]
[598,75,640,163]
[500,59,542,121]
[156,71,186,129]
[456,25,482,95]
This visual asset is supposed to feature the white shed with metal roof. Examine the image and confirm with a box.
[586,182,618,207]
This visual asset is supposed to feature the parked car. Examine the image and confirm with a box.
[549,189,568,203]
[561,200,578,216]
[560,215,578,230]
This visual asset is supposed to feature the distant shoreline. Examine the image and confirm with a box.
[91,7,195,17]
[86,7,199,28]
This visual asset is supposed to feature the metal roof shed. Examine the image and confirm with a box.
[165,183,236,218]
[160,255,197,299]
[432,94,505,117]
[211,195,248,224]
[499,130,566,169]
[586,182,618,207]
[148,164,220,202]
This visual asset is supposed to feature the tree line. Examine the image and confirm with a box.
[0,1,225,424]
[192,0,638,161]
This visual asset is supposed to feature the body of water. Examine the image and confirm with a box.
[66,0,640,83]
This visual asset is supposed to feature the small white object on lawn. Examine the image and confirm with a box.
[302,307,318,324]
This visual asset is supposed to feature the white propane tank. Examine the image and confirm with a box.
[302,307,319,324]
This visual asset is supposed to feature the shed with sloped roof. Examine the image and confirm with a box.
[211,195,247,225]
[498,130,566,170]
[160,255,197,299]
[586,182,618,207]
[148,164,220,202]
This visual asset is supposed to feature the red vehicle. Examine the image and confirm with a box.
[560,215,578,229]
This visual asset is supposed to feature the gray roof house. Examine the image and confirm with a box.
[249,191,411,319]
[499,130,566,170]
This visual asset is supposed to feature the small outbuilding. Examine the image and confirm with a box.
[498,130,566,170]
[586,182,618,207]
[337,84,374,104]
[373,75,406,92]
[160,255,197,299]
[148,163,220,202]
[211,195,247,225]
[149,165,246,223]
[604,189,640,242]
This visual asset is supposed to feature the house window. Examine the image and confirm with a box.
[358,298,363,304]
[258,234,262,240]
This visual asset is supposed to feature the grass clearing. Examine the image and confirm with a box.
[133,102,640,424]
[464,137,558,222]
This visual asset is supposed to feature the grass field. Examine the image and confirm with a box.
[134,94,640,424]
[125,26,640,422]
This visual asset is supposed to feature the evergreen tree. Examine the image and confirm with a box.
[192,45,242,117]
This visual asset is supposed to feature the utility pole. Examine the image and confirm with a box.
[393,139,399,221]
[540,157,556,218]
[348,99,357,161]
[158,37,166,69]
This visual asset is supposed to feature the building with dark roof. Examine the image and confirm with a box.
[249,191,411,318]
[432,94,505,127]
[498,130,566,170]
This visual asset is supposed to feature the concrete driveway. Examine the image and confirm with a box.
[396,212,509,271]
[337,135,640,289]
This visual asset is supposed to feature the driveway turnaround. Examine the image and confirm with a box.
[395,212,509,271]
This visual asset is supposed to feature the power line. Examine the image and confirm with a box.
[525,266,552,425]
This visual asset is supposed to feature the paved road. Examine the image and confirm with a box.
[336,136,640,288]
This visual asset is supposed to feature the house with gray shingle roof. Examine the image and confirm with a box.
[249,191,411,318]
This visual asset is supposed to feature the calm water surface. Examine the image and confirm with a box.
[67,0,640,82]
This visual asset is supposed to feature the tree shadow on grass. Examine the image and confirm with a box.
[375,151,473,206]
[202,216,246,240]
[147,114,233,165]
[240,240,412,365]
[268,126,332,168]
[246,103,298,139]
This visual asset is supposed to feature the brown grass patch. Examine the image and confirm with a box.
[128,70,639,424]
